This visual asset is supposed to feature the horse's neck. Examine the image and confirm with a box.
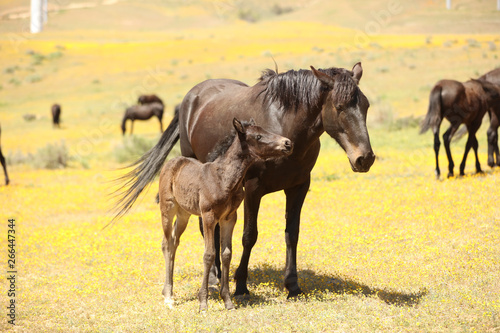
[215,137,253,191]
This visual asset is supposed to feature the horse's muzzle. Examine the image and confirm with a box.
[353,151,375,172]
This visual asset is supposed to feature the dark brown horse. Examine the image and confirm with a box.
[478,68,500,167]
[138,94,163,105]
[121,102,164,135]
[114,63,375,298]
[420,78,499,178]
[51,104,61,128]
[0,124,9,186]
[160,118,292,311]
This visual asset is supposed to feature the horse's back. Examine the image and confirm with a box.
[179,79,254,161]
[479,68,500,86]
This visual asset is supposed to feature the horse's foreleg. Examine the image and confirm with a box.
[0,148,9,185]
[433,131,441,179]
[159,118,163,133]
[234,179,262,296]
[283,177,310,299]
[487,110,500,167]
[443,125,458,178]
[199,211,216,312]
[219,212,237,310]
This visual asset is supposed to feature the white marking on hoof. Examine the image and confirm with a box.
[164,298,174,309]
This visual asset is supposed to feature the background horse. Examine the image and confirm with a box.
[137,94,163,105]
[420,78,499,178]
[114,63,375,298]
[478,68,500,167]
[0,124,9,185]
[160,118,292,311]
[121,102,164,135]
[51,104,61,128]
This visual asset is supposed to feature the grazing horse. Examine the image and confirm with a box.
[51,104,61,128]
[138,94,163,105]
[159,118,292,311]
[114,63,375,298]
[420,78,499,178]
[0,124,9,185]
[478,68,500,167]
[121,102,164,135]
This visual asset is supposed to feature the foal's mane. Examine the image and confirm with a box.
[206,120,253,162]
[258,67,358,112]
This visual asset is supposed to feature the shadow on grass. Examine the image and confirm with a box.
[235,263,427,308]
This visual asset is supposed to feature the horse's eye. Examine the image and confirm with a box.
[256,135,262,141]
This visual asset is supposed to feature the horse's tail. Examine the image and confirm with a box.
[420,85,442,134]
[112,110,180,221]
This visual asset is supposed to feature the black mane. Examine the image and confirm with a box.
[258,67,358,112]
[206,120,253,162]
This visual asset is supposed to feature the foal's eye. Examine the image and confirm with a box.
[256,135,262,141]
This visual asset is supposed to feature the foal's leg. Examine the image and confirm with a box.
[159,117,163,133]
[199,211,217,312]
[219,212,237,310]
[443,124,459,178]
[283,177,310,298]
[198,217,221,286]
[161,204,190,308]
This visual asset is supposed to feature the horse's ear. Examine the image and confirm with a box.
[249,118,256,125]
[352,62,363,84]
[311,66,334,90]
[233,118,245,135]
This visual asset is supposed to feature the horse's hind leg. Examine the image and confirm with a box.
[460,121,482,175]
[433,130,441,179]
[219,213,237,310]
[199,211,217,312]
[443,124,459,178]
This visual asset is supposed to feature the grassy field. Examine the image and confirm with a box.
[1,0,500,331]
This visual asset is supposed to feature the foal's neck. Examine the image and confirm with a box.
[215,135,254,191]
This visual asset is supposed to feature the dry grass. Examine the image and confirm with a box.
[1,1,500,331]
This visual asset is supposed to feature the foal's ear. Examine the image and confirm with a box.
[233,118,246,135]
[249,118,256,125]
[352,62,363,84]
[311,66,334,90]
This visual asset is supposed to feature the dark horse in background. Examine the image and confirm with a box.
[138,94,164,106]
[420,78,500,178]
[478,68,500,168]
[114,63,375,298]
[51,104,61,128]
[0,124,9,185]
[121,102,164,135]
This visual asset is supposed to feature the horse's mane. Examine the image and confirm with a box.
[206,120,253,162]
[258,67,358,112]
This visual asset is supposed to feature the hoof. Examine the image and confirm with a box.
[164,298,174,309]
[234,285,250,296]
[233,293,251,301]
[286,287,303,299]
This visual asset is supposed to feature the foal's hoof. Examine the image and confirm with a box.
[164,298,174,309]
